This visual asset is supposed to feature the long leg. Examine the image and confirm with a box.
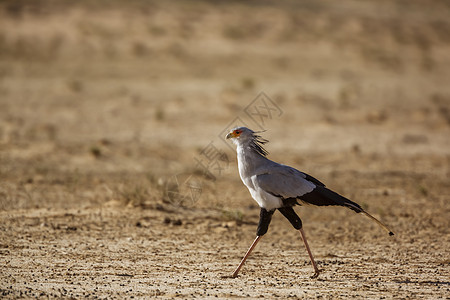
[231,208,274,278]
[231,236,261,278]
[299,228,320,278]
[278,207,320,278]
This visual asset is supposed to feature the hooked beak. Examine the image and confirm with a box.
[226,132,233,139]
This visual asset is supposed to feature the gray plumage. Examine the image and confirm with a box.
[226,126,393,235]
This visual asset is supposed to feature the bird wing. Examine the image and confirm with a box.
[255,164,363,211]
[254,165,318,200]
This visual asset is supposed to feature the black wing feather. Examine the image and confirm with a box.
[299,186,363,213]
[302,172,326,187]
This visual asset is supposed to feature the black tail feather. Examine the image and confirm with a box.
[299,186,363,213]
[298,186,394,235]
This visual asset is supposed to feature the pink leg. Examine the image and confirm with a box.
[231,236,262,278]
[299,228,320,278]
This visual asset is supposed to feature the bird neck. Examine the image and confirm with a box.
[236,142,269,175]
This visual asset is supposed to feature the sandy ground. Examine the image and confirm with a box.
[1,0,449,298]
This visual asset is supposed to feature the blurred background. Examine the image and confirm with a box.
[1,1,449,298]
[0,0,449,212]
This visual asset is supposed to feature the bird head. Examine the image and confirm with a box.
[226,127,254,143]
[226,127,269,156]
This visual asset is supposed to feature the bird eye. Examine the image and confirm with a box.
[235,130,241,134]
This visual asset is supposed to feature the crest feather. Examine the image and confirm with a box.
[250,134,269,156]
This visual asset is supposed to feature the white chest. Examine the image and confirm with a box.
[236,149,282,211]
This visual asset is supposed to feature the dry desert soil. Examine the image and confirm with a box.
[0,0,449,299]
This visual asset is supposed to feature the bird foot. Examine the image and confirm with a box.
[311,271,320,279]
